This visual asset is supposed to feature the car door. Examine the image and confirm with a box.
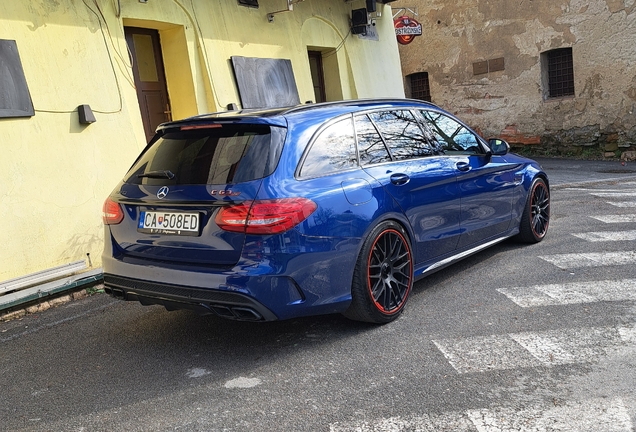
[356,109,461,264]
[419,109,517,248]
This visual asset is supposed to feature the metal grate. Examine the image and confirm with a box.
[409,72,431,102]
[547,48,574,98]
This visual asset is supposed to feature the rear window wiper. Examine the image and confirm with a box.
[137,170,176,180]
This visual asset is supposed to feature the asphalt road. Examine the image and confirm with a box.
[1,157,636,431]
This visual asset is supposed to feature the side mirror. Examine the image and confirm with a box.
[488,138,510,155]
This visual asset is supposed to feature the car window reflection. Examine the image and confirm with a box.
[421,111,482,155]
[355,114,392,165]
[369,110,435,161]
[301,117,358,178]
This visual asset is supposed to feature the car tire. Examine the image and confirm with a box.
[515,177,550,243]
[343,221,413,324]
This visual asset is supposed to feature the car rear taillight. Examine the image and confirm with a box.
[215,198,317,235]
[102,197,124,225]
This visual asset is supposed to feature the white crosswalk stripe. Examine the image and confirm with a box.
[329,398,633,431]
[538,251,636,269]
[591,215,636,223]
[432,325,635,374]
[467,398,632,432]
[565,188,634,192]
[591,192,636,197]
[607,201,636,207]
[572,230,636,241]
[497,279,636,307]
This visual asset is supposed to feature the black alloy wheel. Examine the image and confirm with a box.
[517,177,550,243]
[344,221,413,324]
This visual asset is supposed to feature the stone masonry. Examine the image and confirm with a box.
[398,0,636,157]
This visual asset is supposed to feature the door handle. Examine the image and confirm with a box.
[390,173,410,185]
[456,161,471,172]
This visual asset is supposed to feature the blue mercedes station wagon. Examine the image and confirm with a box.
[102,99,549,324]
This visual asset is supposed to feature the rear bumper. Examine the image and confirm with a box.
[104,274,278,321]
[102,230,360,320]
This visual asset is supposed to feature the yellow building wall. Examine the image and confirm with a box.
[0,0,404,281]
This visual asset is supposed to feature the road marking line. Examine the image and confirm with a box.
[330,412,475,431]
[564,188,632,192]
[432,325,634,374]
[497,279,636,307]
[467,398,632,432]
[539,251,636,269]
[591,215,636,223]
[607,201,636,207]
[329,398,633,431]
[432,335,543,373]
[572,230,636,242]
[591,192,636,197]
[510,326,627,365]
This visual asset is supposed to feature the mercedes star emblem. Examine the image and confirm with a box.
[157,186,169,199]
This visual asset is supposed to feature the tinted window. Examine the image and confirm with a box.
[125,125,284,185]
[355,114,391,165]
[420,111,482,155]
[369,110,434,160]
[300,117,357,178]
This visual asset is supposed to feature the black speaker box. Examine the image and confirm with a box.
[351,8,368,26]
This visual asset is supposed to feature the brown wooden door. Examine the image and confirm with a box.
[125,27,171,142]
[308,51,326,103]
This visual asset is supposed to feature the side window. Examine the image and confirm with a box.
[300,117,358,178]
[368,110,434,160]
[420,111,482,155]
[355,114,391,165]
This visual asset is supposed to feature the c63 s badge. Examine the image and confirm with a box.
[209,189,241,197]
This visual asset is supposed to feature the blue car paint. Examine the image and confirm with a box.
[102,99,548,321]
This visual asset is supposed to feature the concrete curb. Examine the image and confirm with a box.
[0,283,105,323]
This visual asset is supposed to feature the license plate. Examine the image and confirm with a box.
[138,211,200,236]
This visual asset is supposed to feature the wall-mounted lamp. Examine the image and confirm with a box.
[78,104,96,124]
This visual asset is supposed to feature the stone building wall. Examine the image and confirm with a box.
[398,0,636,157]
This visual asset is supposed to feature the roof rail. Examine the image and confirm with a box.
[282,98,438,115]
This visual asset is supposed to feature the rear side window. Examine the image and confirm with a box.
[125,125,285,185]
[368,110,434,160]
[355,114,391,165]
[300,117,358,178]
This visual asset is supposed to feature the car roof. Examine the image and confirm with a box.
[156,98,441,132]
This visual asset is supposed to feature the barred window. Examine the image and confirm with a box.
[409,72,431,102]
[543,48,575,99]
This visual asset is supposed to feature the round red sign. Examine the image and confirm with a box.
[394,16,422,45]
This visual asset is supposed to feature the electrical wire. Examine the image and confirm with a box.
[170,0,225,110]
[113,0,121,18]
[322,28,351,59]
[91,0,133,70]
[35,1,125,114]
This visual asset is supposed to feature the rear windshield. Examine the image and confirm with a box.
[125,125,285,185]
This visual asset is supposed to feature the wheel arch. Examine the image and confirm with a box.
[358,212,415,254]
